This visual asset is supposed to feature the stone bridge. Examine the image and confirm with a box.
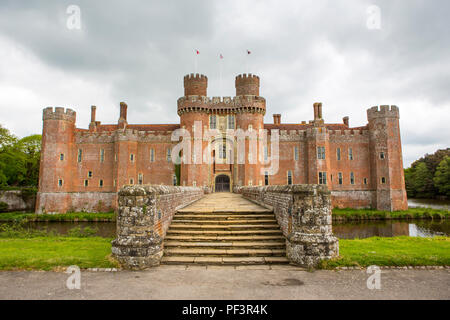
[112,185,339,270]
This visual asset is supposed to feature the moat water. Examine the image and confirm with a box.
[6,219,449,239]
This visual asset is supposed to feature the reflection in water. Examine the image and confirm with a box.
[3,219,450,240]
[333,219,449,239]
[408,198,450,210]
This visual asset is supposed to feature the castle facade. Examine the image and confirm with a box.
[36,73,408,213]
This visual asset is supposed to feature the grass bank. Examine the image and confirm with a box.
[0,211,115,222]
[332,207,449,221]
[319,236,450,269]
[0,237,117,270]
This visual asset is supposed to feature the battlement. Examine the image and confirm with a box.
[235,73,260,96]
[367,105,399,119]
[177,95,266,115]
[184,73,208,96]
[43,107,76,121]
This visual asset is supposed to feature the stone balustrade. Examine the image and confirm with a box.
[235,185,339,267]
[111,185,204,270]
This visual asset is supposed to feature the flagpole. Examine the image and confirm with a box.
[219,54,223,94]
[194,52,198,74]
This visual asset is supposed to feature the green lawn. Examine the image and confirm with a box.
[0,211,115,222]
[332,207,449,221]
[319,236,450,269]
[0,237,117,270]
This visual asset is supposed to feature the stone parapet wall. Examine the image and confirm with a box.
[235,185,339,268]
[112,185,204,270]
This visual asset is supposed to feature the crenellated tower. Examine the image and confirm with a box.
[367,105,408,211]
[234,74,265,186]
[36,107,76,213]
[178,74,210,187]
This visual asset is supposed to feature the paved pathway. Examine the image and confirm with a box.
[0,267,448,299]
[177,192,271,213]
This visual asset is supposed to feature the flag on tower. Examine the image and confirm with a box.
[220,53,223,59]
[247,50,251,55]
[195,49,200,55]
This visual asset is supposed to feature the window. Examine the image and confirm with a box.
[381,177,386,184]
[99,179,104,187]
[88,171,93,178]
[167,148,172,162]
[319,172,327,185]
[113,179,116,187]
[350,172,355,185]
[294,146,299,161]
[264,171,269,186]
[60,154,64,161]
[173,174,177,186]
[287,171,293,185]
[193,181,197,187]
[338,172,343,185]
[130,154,134,162]
[380,152,385,159]
[77,149,82,162]
[228,115,235,129]
[348,148,353,160]
[336,148,341,161]
[317,146,325,160]
[115,154,117,162]
[84,180,89,187]
[129,178,134,185]
[100,149,105,162]
[210,115,217,129]
[138,173,143,185]
[248,124,253,131]
[363,178,368,185]
[58,179,63,187]
[150,148,155,162]
[219,144,226,159]
[264,146,268,161]
[248,180,253,186]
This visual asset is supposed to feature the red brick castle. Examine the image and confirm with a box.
[36,73,408,213]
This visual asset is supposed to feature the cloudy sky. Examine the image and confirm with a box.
[0,0,448,167]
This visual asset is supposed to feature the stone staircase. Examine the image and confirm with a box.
[161,193,289,265]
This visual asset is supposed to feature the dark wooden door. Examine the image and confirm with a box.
[215,175,230,192]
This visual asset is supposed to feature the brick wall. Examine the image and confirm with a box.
[111,185,203,270]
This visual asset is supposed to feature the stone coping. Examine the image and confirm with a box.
[236,184,331,195]
[118,185,203,196]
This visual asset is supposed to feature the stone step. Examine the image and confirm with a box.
[169,224,280,231]
[161,256,290,265]
[164,241,285,249]
[166,229,283,236]
[176,208,272,214]
[164,248,286,257]
[173,214,276,220]
[171,219,277,225]
[165,235,286,241]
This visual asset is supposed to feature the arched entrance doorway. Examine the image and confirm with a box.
[215,175,230,192]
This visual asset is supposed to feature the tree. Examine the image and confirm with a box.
[0,125,41,187]
[434,156,450,197]
[413,162,434,198]
[404,167,416,198]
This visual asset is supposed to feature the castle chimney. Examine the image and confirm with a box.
[119,102,128,121]
[343,116,349,126]
[90,105,96,123]
[273,114,281,125]
[313,102,323,120]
